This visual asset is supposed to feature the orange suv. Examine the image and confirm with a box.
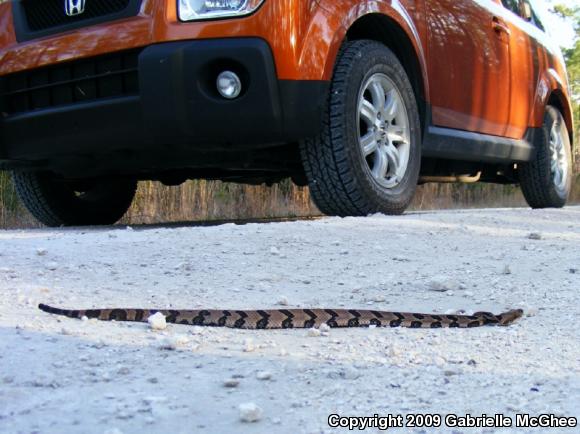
[0,0,574,226]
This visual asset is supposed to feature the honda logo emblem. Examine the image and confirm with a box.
[65,0,86,17]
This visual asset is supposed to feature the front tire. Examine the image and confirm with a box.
[300,40,421,216]
[12,171,137,227]
[520,106,573,209]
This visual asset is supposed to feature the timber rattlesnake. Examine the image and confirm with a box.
[39,304,523,328]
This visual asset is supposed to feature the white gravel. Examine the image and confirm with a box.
[147,312,167,331]
[239,402,263,423]
[1,207,579,433]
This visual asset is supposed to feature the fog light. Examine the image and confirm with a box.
[216,71,242,99]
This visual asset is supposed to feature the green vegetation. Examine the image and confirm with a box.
[553,4,580,149]
[553,4,580,70]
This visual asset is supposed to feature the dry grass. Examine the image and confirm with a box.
[122,179,318,224]
[2,171,579,229]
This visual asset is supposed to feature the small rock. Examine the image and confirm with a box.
[527,232,542,240]
[158,335,188,350]
[142,396,168,405]
[224,378,240,388]
[148,312,167,331]
[569,268,578,274]
[276,296,289,306]
[319,323,331,334]
[239,402,263,423]
[269,247,280,256]
[46,262,59,271]
[36,248,48,256]
[327,367,360,380]
[243,338,255,352]
[523,306,539,317]
[502,265,512,275]
[115,410,134,420]
[307,328,321,337]
[256,371,272,381]
[428,275,460,292]
[174,262,191,271]
[91,340,106,349]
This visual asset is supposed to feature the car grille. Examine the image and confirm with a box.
[12,0,143,41]
[23,0,133,31]
[1,49,141,116]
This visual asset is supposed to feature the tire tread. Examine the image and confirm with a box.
[300,40,419,216]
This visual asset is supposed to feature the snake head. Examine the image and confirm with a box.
[498,309,524,326]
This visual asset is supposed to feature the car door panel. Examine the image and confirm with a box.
[500,4,542,138]
[426,0,511,137]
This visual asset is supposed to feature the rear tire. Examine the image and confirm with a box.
[300,40,421,216]
[12,171,137,227]
[520,106,572,209]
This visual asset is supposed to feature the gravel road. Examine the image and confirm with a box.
[1,207,579,433]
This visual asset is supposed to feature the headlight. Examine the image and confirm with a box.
[178,0,265,21]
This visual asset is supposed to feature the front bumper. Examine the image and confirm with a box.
[0,38,328,172]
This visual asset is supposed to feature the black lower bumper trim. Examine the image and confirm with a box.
[0,38,329,171]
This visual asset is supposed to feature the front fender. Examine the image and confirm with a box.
[313,0,429,101]
[532,68,574,142]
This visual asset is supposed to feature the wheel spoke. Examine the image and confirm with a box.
[360,99,378,126]
[384,145,400,177]
[360,132,379,156]
[384,90,399,121]
[554,166,563,187]
[372,148,389,179]
[560,153,568,167]
[387,126,409,145]
[553,126,561,144]
[369,81,386,113]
